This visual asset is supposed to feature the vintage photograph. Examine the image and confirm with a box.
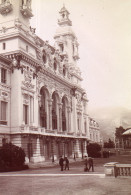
[0,0,131,194]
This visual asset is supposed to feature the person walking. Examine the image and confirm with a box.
[84,156,88,172]
[84,156,94,172]
[59,156,64,171]
[64,157,69,170]
[88,157,94,172]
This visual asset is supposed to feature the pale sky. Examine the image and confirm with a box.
[31,0,131,111]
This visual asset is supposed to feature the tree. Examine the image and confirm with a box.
[0,143,26,171]
[104,138,115,148]
[86,143,101,158]
[115,126,126,148]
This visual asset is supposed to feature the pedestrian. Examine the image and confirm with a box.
[84,156,88,172]
[88,157,94,172]
[64,157,69,170]
[59,156,64,171]
[84,156,94,172]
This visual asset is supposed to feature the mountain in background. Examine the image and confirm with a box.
[88,106,131,141]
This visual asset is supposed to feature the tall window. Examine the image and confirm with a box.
[0,101,7,125]
[1,68,6,84]
[77,118,80,131]
[23,104,28,124]
[77,113,81,131]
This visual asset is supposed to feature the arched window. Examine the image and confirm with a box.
[40,88,47,128]
[52,92,57,130]
[62,97,66,131]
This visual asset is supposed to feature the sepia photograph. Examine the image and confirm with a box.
[0,0,131,194]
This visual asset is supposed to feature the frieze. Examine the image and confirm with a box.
[22,69,34,89]
[37,74,71,99]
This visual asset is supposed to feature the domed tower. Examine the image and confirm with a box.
[54,5,79,64]
[54,6,82,84]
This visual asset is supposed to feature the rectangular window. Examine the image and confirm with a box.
[1,68,6,84]
[77,118,80,131]
[0,101,7,125]
[23,104,28,125]
[84,120,87,132]
[3,43,6,50]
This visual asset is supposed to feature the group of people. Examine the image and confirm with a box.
[59,155,94,172]
[59,156,69,171]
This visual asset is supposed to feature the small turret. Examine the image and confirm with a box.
[58,5,72,26]
[54,5,82,86]
[54,5,79,64]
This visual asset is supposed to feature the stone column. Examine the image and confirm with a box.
[58,103,62,132]
[48,99,53,130]
[30,96,33,125]
[67,106,71,132]
[72,96,77,134]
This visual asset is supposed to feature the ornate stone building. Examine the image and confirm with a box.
[0,0,100,163]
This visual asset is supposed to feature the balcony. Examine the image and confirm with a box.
[20,125,38,133]
[20,5,33,18]
[0,2,12,15]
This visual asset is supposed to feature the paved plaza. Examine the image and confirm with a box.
[0,156,131,195]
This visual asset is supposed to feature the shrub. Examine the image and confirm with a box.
[0,143,26,170]
[87,143,101,158]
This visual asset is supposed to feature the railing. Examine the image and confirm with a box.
[114,164,131,177]
[45,129,56,134]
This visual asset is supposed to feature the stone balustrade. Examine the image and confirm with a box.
[114,164,131,177]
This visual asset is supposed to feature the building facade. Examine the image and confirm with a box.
[0,0,100,163]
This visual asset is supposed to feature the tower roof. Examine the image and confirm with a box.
[59,5,70,14]
[58,5,72,26]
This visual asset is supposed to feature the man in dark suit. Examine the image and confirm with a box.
[59,156,64,171]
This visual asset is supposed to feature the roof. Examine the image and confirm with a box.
[123,129,131,135]
[59,5,70,14]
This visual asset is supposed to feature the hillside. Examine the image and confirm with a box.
[89,106,131,141]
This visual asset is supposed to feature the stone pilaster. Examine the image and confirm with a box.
[67,106,71,132]
[48,99,53,130]
[58,103,62,132]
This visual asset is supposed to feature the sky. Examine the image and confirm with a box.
[30,0,131,111]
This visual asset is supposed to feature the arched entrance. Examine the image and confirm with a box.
[52,92,59,130]
[62,96,67,131]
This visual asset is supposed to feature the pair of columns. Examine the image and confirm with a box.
[48,100,71,132]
